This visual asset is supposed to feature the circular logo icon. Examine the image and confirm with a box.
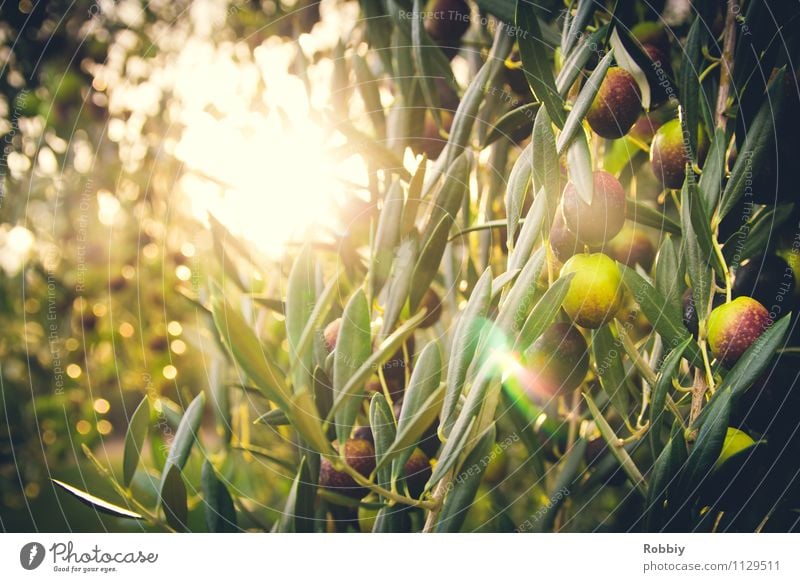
[20,542,46,570]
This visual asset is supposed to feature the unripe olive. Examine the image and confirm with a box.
[561,171,627,245]
[318,438,376,499]
[603,226,656,271]
[323,317,341,353]
[417,288,442,329]
[649,119,709,189]
[549,213,583,262]
[424,0,470,58]
[707,297,772,367]
[523,322,589,398]
[403,448,432,498]
[631,22,671,55]
[560,253,625,329]
[586,67,642,139]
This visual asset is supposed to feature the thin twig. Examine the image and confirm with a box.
[715,0,739,129]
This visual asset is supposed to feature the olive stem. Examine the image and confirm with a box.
[665,396,687,429]
[715,0,739,129]
[422,475,451,532]
[615,320,657,386]
[714,237,733,302]
[336,461,436,510]
[688,367,709,426]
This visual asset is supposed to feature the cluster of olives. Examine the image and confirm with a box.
[317,289,442,529]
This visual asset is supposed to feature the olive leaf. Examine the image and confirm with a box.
[161,465,188,531]
[52,480,143,520]
[434,423,496,532]
[286,244,316,392]
[332,289,372,444]
[370,181,405,297]
[202,460,237,532]
[276,456,315,533]
[482,102,540,148]
[122,397,150,487]
[441,269,493,437]
[370,393,397,490]
[516,1,564,127]
[557,49,614,152]
[505,142,533,247]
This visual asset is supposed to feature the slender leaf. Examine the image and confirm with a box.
[52,480,143,520]
[516,2,564,127]
[333,289,372,443]
[202,460,237,532]
[442,269,492,436]
[161,465,188,531]
[122,397,150,487]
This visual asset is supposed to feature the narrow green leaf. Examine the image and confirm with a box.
[535,439,587,532]
[565,129,593,204]
[644,428,685,531]
[380,234,418,337]
[655,235,682,319]
[610,28,650,110]
[516,2,564,127]
[370,393,397,490]
[428,417,476,489]
[650,338,691,448]
[390,342,442,478]
[619,264,701,363]
[681,180,713,322]
[411,215,452,311]
[379,384,444,472]
[556,25,610,96]
[202,460,237,532]
[162,392,205,485]
[626,198,682,235]
[352,54,386,136]
[532,107,561,231]
[333,289,372,443]
[719,69,786,220]
[482,102,541,147]
[294,270,342,371]
[557,50,614,152]
[592,325,631,420]
[52,479,143,520]
[678,18,705,155]
[680,390,732,499]
[434,423,496,532]
[514,273,573,352]
[276,457,315,533]
[371,182,405,296]
[161,465,188,531]
[564,0,596,55]
[211,292,291,408]
[328,309,427,421]
[584,392,648,496]
[286,245,316,392]
[402,155,427,236]
[498,247,547,334]
[442,269,493,437]
[122,397,150,487]
[698,127,726,210]
[290,389,334,457]
[505,142,533,246]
